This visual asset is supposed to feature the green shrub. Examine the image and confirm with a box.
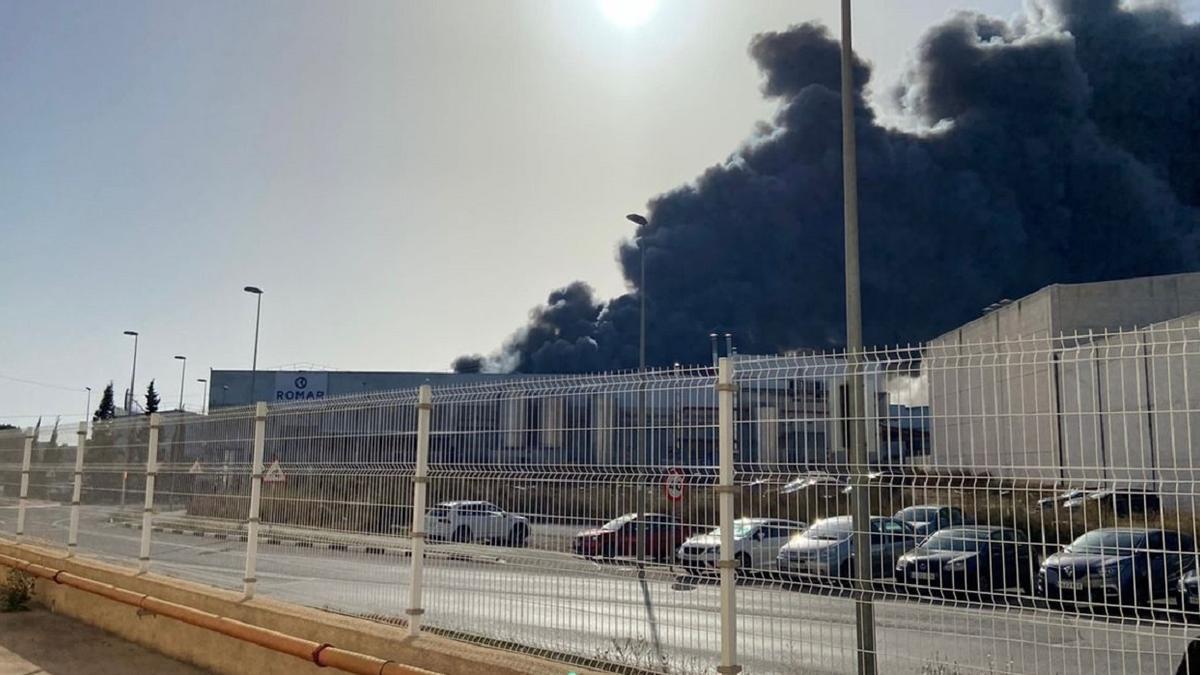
[2,570,33,612]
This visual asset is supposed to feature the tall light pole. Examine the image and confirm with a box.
[123,331,139,415]
[84,387,92,421]
[173,355,187,411]
[196,378,209,415]
[626,214,648,369]
[626,213,649,570]
[839,2,876,674]
[244,286,264,404]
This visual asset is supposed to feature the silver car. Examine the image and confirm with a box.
[676,518,806,576]
[893,505,967,537]
[777,515,917,581]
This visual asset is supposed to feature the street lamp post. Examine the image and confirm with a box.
[839,2,876,674]
[244,286,264,404]
[626,213,649,569]
[123,331,139,415]
[196,378,209,415]
[173,355,187,411]
[84,387,92,421]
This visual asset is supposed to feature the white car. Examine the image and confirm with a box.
[424,500,530,546]
[676,518,806,576]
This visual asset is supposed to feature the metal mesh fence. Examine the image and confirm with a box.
[148,407,257,590]
[18,420,80,547]
[7,324,1200,673]
[250,391,421,615]
[76,415,151,564]
[0,428,26,533]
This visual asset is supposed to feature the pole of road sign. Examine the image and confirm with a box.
[138,413,161,573]
[716,358,741,675]
[408,385,433,636]
[15,428,33,540]
[243,402,268,600]
[68,421,87,556]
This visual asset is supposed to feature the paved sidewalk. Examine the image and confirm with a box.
[0,607,208,675]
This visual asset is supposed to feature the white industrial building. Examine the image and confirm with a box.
[924,272,1200,501]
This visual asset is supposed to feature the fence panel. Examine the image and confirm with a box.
[250,390,421,617]
[417,368,722,674]
[76,415,151,565]
[0,427,27,534]
[18,421,81,547]
[147,407,258,590]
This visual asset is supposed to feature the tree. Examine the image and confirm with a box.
[144,380,160,414]
[0,424,15,432]
[93,383,116,421]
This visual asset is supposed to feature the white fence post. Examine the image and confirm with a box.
[243,402,268,600]
[67,421,87,555]
[407,384,433,637]
[138,413,161,573]
[716,358,741,675]
[15,428,33,540]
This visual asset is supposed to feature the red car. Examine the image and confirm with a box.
[573,513,692,562]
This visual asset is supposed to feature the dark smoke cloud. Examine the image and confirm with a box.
[457,0,1200,374]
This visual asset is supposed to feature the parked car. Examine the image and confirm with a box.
[778,471,845,496]
[1179,567,1200,612]
[776,515,917,582]
[893,505,967,537]
[867,467,916,486]
[573,513,691,562]
[1038,490,1086,510]
[1037,527,1195,608]
[894,526,1033,594]
[1062,487,1160,517]
[424,501,529,546]
[676,518,806,577]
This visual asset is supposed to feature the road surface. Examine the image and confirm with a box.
[3,503,1195,674]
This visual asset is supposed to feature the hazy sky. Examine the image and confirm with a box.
[8,0,1187,423]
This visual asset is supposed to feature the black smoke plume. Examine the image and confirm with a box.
[456,0,1200,374]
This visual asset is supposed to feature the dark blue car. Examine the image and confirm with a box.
[1038,528,1195,610]
[895,526,1033,595]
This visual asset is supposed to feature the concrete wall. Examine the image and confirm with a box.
[1052,273,1200,336]
[0,540,606,675]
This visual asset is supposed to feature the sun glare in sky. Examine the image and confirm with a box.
[598,0,659,29]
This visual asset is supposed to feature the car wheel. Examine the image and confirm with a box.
[451,525,472,543]
[839,560,855,587]
[735,552,751,578]
[508,522,529,548]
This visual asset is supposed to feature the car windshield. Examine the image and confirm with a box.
[429,507,449,518]
[805,519,851,540]
[924,530,990,552]
[704,521,757,538]
[897,507,940,523]
[601,514,636,531]
[1070,530,1146,554]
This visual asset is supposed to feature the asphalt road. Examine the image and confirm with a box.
[3,503,1196,674]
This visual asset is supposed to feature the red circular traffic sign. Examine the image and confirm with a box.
[664,468,686,502]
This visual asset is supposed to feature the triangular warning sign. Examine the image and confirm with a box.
[188,460,202,475]
[263,459,286,484]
